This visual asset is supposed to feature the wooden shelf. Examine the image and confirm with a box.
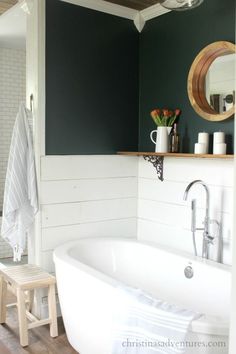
[118,152,234,159]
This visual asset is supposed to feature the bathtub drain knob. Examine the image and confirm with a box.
[184,266,194,279]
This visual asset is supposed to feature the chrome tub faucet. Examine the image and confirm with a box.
[183,180,218,259]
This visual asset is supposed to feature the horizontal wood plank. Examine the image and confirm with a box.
[139,178,233,214]
[139,156,234,186]
[42,218,136,251]
[41,177,137,204]
[41,155,138,181]
[42,198,137,228]
[138,198,231,240]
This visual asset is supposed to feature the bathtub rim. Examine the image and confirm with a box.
[53,236,231,273]
[53,237,230,336]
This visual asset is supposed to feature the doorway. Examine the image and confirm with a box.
[0,2,28,267]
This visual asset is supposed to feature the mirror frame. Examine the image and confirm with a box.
[187,41,236,121]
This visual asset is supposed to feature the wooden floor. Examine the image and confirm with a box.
[0,293,78,354]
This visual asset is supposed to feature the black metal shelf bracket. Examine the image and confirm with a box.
[143,155,164,181]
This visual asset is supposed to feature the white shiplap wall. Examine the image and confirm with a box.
[138,157,234,265]
[39,154,233,275]
[40,155,138,272]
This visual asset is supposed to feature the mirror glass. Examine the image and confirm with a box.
[205,53,236,114]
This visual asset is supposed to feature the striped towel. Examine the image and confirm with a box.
[112,287,200,354]
[1,102,38,261]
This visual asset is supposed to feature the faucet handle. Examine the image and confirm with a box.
[206,235,215,245]
[209,218,220,239]
[209,219,220,227]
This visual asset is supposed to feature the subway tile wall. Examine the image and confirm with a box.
[0,47,26,258]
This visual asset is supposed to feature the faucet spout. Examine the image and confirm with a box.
[184,179,209,218]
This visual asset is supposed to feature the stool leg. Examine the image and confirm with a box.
[16,288,28,347]
[48,284,58,337]
[27,290,34,313]
[0,276,7,324]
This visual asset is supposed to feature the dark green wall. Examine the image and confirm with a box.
[46,0,235,155]
[46,0,139,155]
[139,0,235,153]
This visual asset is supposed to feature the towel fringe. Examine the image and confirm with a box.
[13,245,22,262]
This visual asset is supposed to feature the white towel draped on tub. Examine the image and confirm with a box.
[1,102,38,261]
[112,287,200,354]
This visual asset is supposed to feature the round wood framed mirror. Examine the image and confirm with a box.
[188,41,236,121]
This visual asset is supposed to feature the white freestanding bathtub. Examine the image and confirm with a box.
[53,238,231,354]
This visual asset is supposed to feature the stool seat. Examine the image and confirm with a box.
[0,264,58,347]
[1,264,56,289]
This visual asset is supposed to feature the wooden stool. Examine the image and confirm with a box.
[0,264,58,347]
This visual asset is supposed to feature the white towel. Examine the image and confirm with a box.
[112,287,200,354]
[1,102,38,261]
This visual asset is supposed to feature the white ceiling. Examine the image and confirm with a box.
[0,1,26,49]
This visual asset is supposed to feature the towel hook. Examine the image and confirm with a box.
[30,94,33,112]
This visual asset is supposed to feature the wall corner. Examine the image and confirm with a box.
[133,12,145,32]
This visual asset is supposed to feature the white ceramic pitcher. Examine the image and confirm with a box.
[150,126,172,153]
